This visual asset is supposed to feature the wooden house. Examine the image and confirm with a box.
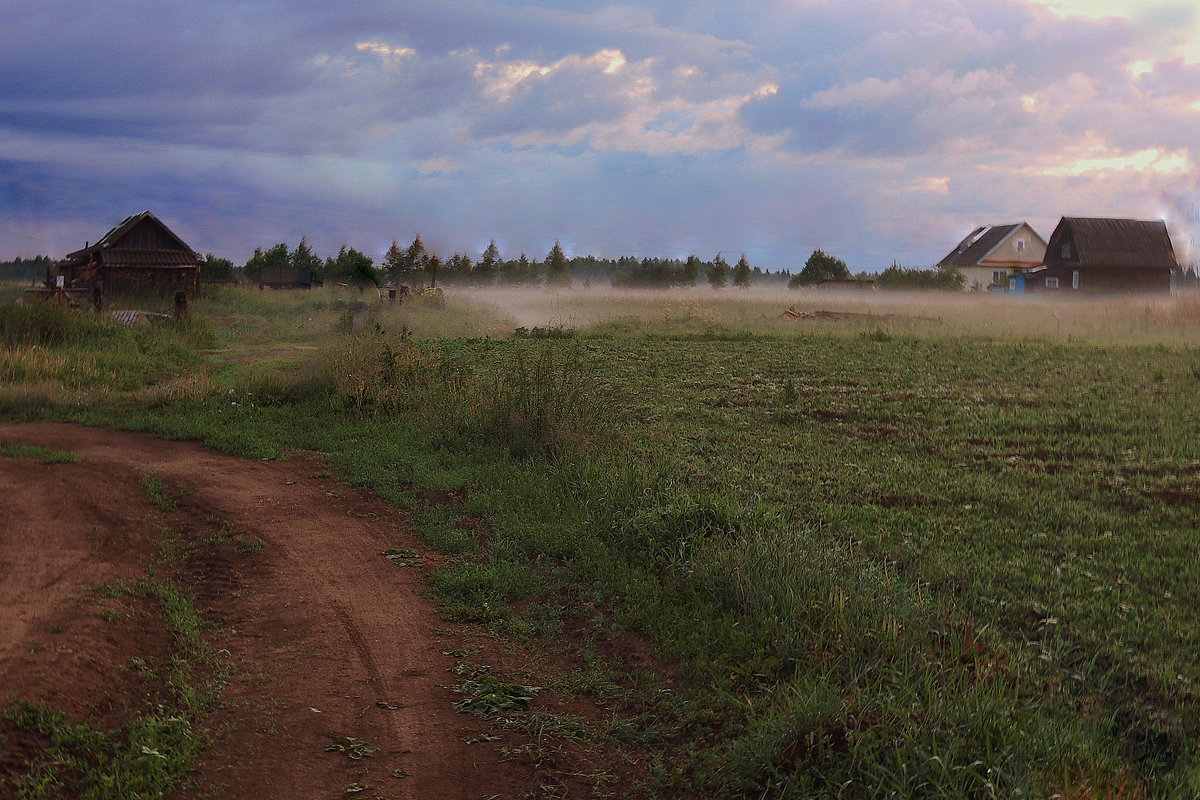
[937,222,1046,291]
[1029,217,1176,294]
[57,211,202,297]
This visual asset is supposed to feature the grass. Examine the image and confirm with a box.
[3,282,1200,797]
[0,700,196,800]
[0,440,79,463]
[140,470,177,512]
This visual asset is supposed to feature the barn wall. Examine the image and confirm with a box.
[103,267,200,295]
[1076,267,1171,293]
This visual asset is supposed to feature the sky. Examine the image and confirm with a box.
[1,0,1198,270]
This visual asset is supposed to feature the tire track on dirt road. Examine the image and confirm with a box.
[0,422,541,800]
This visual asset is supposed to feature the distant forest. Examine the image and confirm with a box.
[0,255,53,283]
[235,236,794,290]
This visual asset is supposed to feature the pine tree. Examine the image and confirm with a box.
[290,237,322,277]
[425,253,441,287]
[707,253,728,289]
[546,240,570,285]
[473,240,500,286]
[383,240,408,283]
[733,254,752,288]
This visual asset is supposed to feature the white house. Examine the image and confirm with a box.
[937,222,1047,291]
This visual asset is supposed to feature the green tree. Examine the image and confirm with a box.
[789,249,851,288]
[425,253,441,288]
[682,254,701,286]
[444,252,473,285]
[201,253,236,283]
[473,240,500,286]
[707,253,728,289]
[733,254,752,288]
[508,253,534,284]
[290,238,322,277]
[325,245,378,286]
[383,240,412,284]
[546,240,570,285]
[875,263,965,290]
[404,235,428,279]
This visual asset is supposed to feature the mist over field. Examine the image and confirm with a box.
[445,284,1200,345]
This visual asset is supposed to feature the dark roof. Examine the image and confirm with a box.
[1049,217,1177,270]
[99,249,202,268]
[63,210,198,263]
[937,223,1021,267]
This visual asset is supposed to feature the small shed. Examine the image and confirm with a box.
[259,265,322,289]
[57,211,202,297]
[1036,217,1176,294]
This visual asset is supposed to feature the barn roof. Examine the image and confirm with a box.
[937,223,1022,267]
[63,210,198,264]
[1051,217,1177,270]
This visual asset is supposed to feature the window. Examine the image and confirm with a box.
[1016,239,1026,252]
[1046,277,1059,289]
[993,270,1008,284]
[1072,270,1080,289]
[1061,243,1071,258]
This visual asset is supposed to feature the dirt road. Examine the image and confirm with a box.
[0,422,615,799]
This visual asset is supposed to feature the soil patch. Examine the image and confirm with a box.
[0,422,657,799]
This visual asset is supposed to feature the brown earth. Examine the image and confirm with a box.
[0,422,659,799]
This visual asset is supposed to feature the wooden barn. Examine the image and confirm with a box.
[1030,217,1177,294]
[56,211,202,298]
[259,264,322,289]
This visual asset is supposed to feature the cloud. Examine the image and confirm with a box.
[1,0,1197,268]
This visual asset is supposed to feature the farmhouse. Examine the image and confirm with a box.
[57,211,202,298]
[1024,217,1177,294]
[937,222,1047,291]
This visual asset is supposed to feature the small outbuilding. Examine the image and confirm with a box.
[259,265,322,289]
[1032,217,1177,294]
[56,211,202,298]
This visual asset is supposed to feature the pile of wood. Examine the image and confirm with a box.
[781,306,939,322]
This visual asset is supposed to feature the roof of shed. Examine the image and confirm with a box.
[63,210,198,263]
[1053,217,1177,269]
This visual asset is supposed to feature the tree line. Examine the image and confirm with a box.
[0,255,55,283]
[222,235,799,290]
[0,240,975,292]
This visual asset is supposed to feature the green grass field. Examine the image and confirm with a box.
[3,284,1199,797]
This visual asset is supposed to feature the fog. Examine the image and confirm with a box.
[444,284,1200,346]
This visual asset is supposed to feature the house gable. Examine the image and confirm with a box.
[937,222,1046,269]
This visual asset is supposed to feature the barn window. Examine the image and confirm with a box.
[1061,243,1071,258]
[1072,270,1080,289]
[1046,277,1059,289]
[1016,239,1026,252]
